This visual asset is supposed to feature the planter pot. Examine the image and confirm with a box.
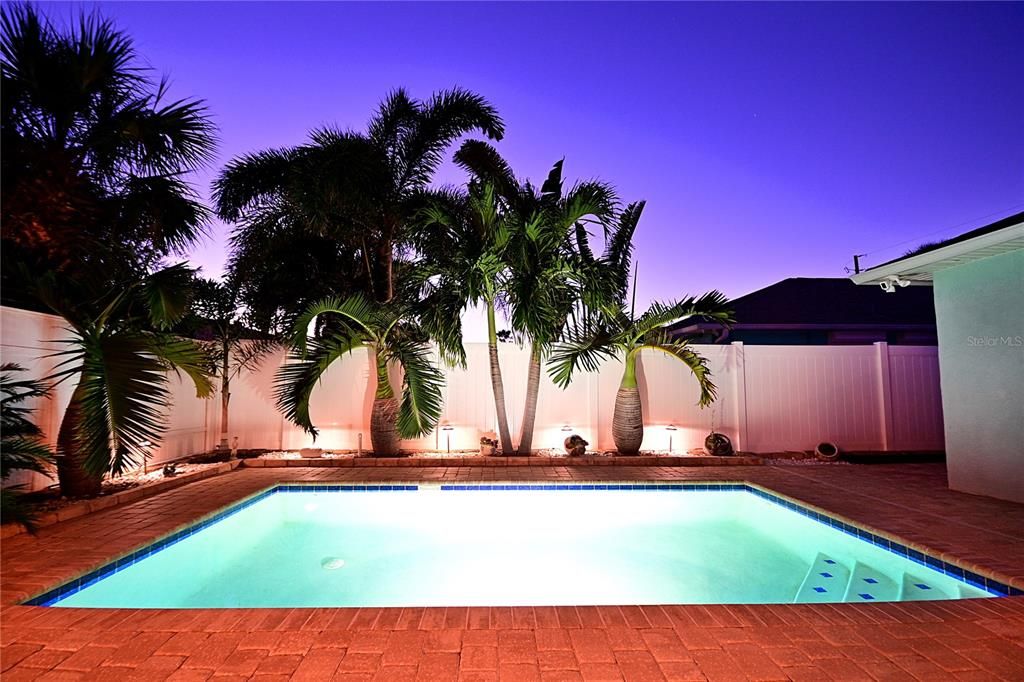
[704,432,734,456]
[479,445,497,457]
[815,441,841,460]
[299,448,323,459]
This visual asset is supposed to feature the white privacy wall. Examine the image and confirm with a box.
[2,306,946,489]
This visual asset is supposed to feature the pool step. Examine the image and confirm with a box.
[843,561,899,602]
[899,573,952,601]
[794,552,851,603]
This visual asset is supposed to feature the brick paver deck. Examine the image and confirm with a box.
[2,463,1023,680]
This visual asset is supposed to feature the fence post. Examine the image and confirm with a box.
[731,342,749,452]
[875,342,895,450]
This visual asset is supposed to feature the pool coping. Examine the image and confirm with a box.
[23,480,1022,608]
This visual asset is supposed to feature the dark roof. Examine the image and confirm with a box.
[669,277,935,330]
[868,210,1024,271]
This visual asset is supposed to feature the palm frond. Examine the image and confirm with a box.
[547,323,620,389]
[389,338,445,438]
[290,295,376,353]
[453,139,517,196]
[147,334,214,398]
[637,341,718,407]
[74,332,174,475]
[212,148,295,221]
[1,364,54,480]
[139,262,195,329]
[274,332,363,436]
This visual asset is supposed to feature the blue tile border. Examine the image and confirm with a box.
[23,480,1019,606]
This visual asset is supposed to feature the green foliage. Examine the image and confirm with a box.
[1,364,54,530]
[215,87,504,322]
[41,264,214,477]
[1,3,215,299]
[275,295,444,440]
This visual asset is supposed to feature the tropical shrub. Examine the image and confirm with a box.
[1,364,53,530]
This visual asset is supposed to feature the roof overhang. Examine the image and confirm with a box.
[851,219,1024,287]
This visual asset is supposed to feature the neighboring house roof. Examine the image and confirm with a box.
[851,211,1024,287]
[667,277,935,337]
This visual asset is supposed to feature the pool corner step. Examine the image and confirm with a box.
[793,552,851,603]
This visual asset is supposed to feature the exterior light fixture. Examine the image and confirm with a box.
[442,424,454,453]
[665,425,677,453]
[140,440,152,473]
[561,425,573,432]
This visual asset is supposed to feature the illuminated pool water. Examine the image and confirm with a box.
[38,484,1005,608]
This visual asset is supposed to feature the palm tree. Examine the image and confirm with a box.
[501,162,618,454]
[214,88,504,306]
[414,180,516,454]
[1,364,54,530]
[447,142,620,454]
[548,201,733,454]
[179,277,278,451]
[276,295,444,456]
[1,4,215,299]
[33,263,214,497]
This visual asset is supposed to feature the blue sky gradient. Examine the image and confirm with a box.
[40,2,1024,324]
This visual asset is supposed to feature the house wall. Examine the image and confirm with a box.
[1,306,947,492]
[933,248,1024,503]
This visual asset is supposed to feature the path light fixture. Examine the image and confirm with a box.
[666,425,677,453]
[442,424,454,453]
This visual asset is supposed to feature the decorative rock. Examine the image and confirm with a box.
[564,434,589,456]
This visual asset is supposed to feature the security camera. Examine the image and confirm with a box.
[880,276,910,293]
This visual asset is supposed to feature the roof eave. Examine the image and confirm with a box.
[851,221,1024,286]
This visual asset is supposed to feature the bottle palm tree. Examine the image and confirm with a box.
[213,88,504,306]
[1,4,215,296]
[550,291,732,455]
[275,295,444,456]
[35,264,214,497]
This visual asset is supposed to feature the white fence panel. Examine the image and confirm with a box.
[1,306,948,491]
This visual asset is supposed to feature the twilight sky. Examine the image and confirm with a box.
[45,1,1024,337]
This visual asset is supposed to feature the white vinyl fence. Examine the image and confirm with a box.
[1,306,945,490]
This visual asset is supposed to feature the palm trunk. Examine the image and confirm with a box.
[517,343,542,455]
[56,378,103,497]
[612,351,643,455]
[369,351,401,456]
[218,340,230,449]
[486,301,514,455]
[374,233,394,304]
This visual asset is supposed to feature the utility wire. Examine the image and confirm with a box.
[861,201,1024,258]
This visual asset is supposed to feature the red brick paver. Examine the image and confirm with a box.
[2,463,1023,680]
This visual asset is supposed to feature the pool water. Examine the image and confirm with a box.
[47,486,996,608]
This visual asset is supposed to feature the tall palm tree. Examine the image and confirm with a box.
[550,281,732,454]
[276,295,444,456]
[1,4,215,298]
[1,364,54,530]
[214,88,504,306]
[501,162,618,454]
[449,142,620,454]
[414,181,516,454]
[36,264,214,497]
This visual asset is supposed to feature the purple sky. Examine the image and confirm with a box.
[48,2,1024,333]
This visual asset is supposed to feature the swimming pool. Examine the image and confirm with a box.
[32,483,1011,608]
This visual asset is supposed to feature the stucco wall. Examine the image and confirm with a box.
[934,248,1024,503]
